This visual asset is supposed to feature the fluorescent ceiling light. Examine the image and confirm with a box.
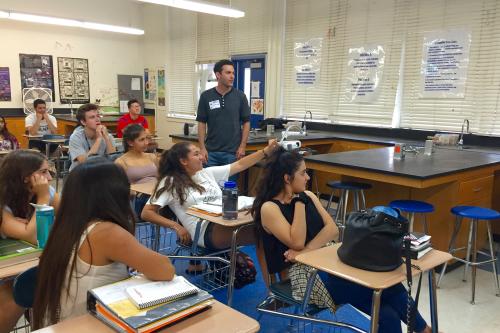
[138,0,245,18]
[0,10,144,35]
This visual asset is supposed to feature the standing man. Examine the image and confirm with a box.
[196,59,250,176]
[116,99,150,138]
[69,103,116,171]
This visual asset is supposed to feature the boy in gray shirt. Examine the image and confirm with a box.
[69,104,116,171]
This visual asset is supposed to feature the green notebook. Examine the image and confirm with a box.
[0,238,41,269]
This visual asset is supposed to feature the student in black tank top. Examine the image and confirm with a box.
[251,148,433,333]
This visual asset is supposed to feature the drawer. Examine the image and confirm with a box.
[458,175,493,203]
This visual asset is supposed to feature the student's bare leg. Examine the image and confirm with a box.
[0,281,24,333]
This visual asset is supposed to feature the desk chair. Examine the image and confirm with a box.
[255,244,364,333]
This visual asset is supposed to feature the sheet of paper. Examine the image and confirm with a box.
[251,81,260,98]
[131,78,141,91]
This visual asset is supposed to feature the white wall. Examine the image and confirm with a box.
[0,0,144,108]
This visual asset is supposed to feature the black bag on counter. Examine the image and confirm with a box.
[337,208,409,272]
[258,118,286,131]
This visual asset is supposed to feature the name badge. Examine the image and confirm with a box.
[209,100,221,110]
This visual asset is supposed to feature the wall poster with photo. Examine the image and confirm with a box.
[19,54,55,100]
[57,57,90,104]
[0,67,11,101]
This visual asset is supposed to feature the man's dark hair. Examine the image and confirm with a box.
[127,99,140,109]
[33,99,46,109]
[76,103,99,123]
[214,59,234,74]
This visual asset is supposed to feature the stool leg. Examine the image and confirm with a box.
[325,192,335,213]
[360,190,367,210]
[335,190,345,242]
[353,191,360,211]
[423,213,429,234]
[408,212,415,233]
[470,219,478,304]
[438,216,462,287]
[486,221,500,296]
[463,219,474,282]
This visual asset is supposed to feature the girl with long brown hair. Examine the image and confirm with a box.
[32,158,175,328]
[141,140,278,272]
[0,150,59,333]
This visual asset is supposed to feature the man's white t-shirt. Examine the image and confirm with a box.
[148,165,230,247]
[25,113,57,135]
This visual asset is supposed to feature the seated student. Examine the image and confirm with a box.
[115,124,158,185]
[250,148,433,333]
[68,103,116,171]
[116,99,150,138]
[0,117,20,151]
[25,99,58,154]
[32,158,175,328]
[0,150,59,333]
[141,140,278,254]
[115,124,158,215]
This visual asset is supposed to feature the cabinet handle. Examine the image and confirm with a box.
[473,187,482,192]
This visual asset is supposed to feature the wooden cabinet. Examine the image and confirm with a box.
[458,175,494,204]
[5,117,28,148]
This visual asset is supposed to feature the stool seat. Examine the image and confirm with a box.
[390,200,434,213]
[326,181,372,191]
[451,206,500,220]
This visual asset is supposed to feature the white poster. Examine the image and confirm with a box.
[294,38,323,87]
[344,45,385,103]
[419,29,471,98]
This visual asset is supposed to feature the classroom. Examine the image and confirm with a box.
[1,0,500,332]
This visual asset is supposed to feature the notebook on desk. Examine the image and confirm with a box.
[88,275,213,333]
[0,238,41,269]
[190,196,255,216]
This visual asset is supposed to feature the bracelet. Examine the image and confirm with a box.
[261,149,269,159]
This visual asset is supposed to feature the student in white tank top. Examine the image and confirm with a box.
[32,158,175,329]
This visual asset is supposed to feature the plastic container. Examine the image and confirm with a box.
[34,205,55,248]
[222,181,238,220]
[393,143,405,160]
[424,139,434,155]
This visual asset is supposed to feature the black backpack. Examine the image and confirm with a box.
[233,251,257,289]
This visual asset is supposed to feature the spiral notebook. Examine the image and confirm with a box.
[125,276,199,309]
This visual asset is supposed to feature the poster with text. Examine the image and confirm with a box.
[157,69,166,107]
[0,67,11,101]
[419,30,471,98]
[19,54,55,100]
[57,57,90,104]
[144,68,157,102]
[344,45,385,103]
[294,38,323,87]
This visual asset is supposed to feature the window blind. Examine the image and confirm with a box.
[196,0,229,64]
[167,9,197,117]
[400,0,500,135]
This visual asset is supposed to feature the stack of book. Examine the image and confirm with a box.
[408,232,432,259]
[0,238,41,269]
[88,275,214,333]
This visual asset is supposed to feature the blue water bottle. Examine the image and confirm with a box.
[33,205,55,248]
[222,181,238,220]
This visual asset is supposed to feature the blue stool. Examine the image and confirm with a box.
[437,206,500,304]
[325,181,372,241]
[389,200,434,233]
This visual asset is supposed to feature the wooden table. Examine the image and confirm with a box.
[0,258,39,280]
[295,244,452,333]
[131,181,156,196]
[32,300,259,333]
[186,209,254,307]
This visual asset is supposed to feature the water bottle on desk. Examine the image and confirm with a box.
[222,181,238,220]
[31,204,55,248]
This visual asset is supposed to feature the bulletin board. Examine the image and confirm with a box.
[57,57,90,104]
[19,53,56,100]
[117,74,143,114]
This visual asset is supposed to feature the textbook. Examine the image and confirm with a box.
[190,196,255,216]
[409,232,431,247]
[410,246,433,260]
[0,238,41,269]
[125,276,199,309]
[87,275,214,333]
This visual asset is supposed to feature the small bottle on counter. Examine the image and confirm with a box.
[424,139,434,156]
[394,143,405,160]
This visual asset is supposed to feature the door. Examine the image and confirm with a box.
[232,55,266,129]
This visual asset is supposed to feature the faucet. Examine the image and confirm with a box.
[458,119,470,147]
[303,110,312,136]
